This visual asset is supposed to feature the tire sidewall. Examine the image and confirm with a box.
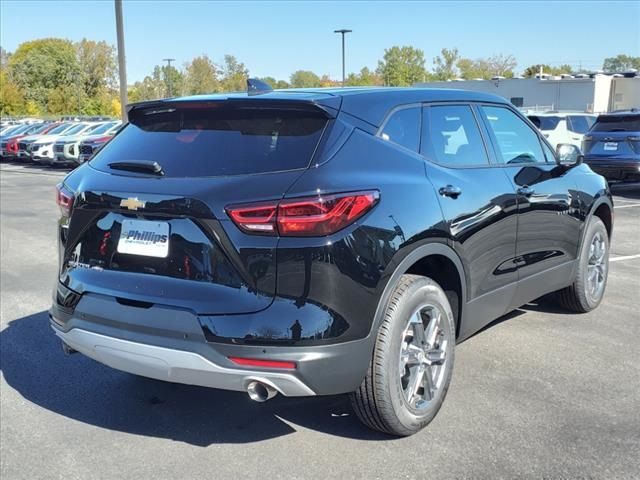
[579,217,609,310]
[380,279,456,433]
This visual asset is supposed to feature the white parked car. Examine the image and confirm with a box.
[527,112,597,150]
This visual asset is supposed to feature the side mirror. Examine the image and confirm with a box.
[556,143,583,166]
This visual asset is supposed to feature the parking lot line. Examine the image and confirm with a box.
[610,254,640,262]
[613,204,640,209]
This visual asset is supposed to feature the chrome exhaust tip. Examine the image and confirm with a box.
[247,381,278,402]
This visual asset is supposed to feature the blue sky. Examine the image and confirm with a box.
[1,0,638,83]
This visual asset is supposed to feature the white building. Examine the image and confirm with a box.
[415,75,640,113]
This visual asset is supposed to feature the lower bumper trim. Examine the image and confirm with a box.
[54,327,316,397]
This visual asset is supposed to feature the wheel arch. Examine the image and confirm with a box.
[371,243,467,340]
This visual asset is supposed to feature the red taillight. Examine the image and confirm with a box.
[228,356,296,370]
[226,191,379,237]
[226,201,278,234]
[55,183,74,217]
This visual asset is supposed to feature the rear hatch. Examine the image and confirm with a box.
[583,113,640,160]
[59,98,333,314]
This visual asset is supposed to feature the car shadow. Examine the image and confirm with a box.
[0,310,390,446]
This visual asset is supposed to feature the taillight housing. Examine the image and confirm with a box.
[226,190,379,237]
[55,183,75,217]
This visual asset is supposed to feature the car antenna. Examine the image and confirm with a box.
[247,78,273,96]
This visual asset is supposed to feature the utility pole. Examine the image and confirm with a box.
[163,58,176,97]
[114,0,128,122]
[334,29,352,87]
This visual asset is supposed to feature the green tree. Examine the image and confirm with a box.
[345,67,382,86]
[275,80,290,89]
[161,65,183,97]
[75,39,117,97]
[220,55,249,92]
[0,68,25,115]
[457,54,517,80]
[377,46,427,86]
[47,84,81,115]
[433,48,460,81]
[486,54,517,78]
[258,76,277,88]
[8,38,81,111]
[184,55,219,94]
[128,66,165,102]
[289,70,321,88]
[603,54,640,72]
[523,63,574,77]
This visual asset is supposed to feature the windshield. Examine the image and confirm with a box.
[88,122,118,135]
[48,123,72,135]
[91,105,328,177]
[591,114,640,132]
[63,124,90,135]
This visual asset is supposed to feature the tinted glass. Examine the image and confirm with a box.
[482,106,545,164]
[380,107,421,152]
[591,114,640,132]
[89,122,118,135]
[422,105,488,166]
[64,124,89,135]
[541,141,556,163]
[48,123,72,134]
[91,106,327,177]
[567,115,595,134]
[528,116,561,131]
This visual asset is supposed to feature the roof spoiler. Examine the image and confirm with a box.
[247,78,273,96]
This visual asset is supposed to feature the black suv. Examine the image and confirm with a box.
[50,86,613,436]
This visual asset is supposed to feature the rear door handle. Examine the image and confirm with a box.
[439,185,462,198]
[517,186,535,197]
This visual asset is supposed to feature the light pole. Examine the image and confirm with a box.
[163,58,176,97]
[114,0,128,121]
[334,29,352,87]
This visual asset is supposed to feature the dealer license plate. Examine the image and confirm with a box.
[117,219,170,258]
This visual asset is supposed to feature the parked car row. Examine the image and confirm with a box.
[528,109,640,182]
[0,120,121,167]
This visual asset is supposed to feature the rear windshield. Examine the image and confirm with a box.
[567,115,595,134]
[591,114,640,132]
[528,116,561,131]
[91,106,328,177]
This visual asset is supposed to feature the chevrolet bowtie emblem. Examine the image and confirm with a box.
[120,197,146,210]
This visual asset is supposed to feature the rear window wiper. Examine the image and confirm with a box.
[108,161,164,176]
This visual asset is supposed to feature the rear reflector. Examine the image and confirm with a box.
[55,183,74,217]
[228,356,296,369]
[226,190,379,237]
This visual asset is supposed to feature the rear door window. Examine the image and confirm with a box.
[481,106,546,164]
[591,114,640,132]
[528,116,561,131]
[567,115,595,134]
[421,105,489,166]
[91,105,328,177]
[380,107,421,152]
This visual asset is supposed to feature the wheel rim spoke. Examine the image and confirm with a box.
[399,303,451,410]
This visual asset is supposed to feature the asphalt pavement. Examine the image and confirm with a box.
[1,163,639,480]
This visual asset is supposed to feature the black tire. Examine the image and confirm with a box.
[557,216,609,313]
[350,274,456,436]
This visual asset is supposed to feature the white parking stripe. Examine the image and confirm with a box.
[610,254,640,262]
[614,204,640,209]
[613,198,640,204]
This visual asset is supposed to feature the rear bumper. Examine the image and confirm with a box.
[50,291,373,396]
[585,158,640,180]
[53,327,316,397]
